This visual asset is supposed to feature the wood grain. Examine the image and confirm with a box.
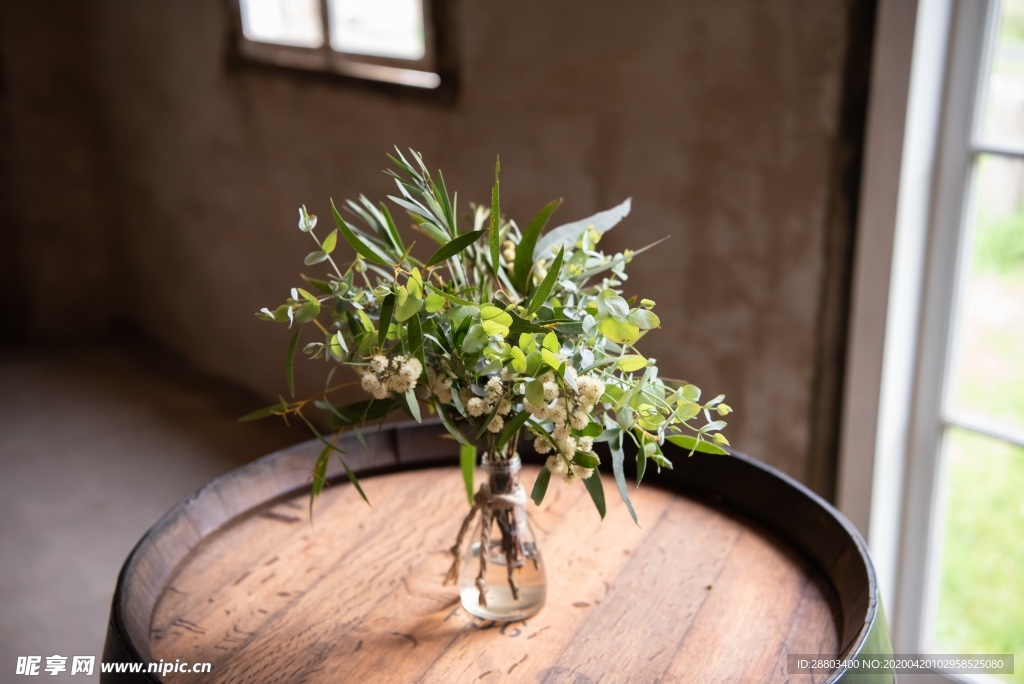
[149,466,839,683]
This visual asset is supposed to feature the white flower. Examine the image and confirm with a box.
[486,414,504,433]
[369,355,387,373]
[542,381,559,402]
[578,437,594,452]
[535,436,553,454]
[466,397,490,417]
[485,376,504,401]
[545,455,567,475]
[569,409,589,430]
[360,373,391,400]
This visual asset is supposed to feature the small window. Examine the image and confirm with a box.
[234,0,442,90]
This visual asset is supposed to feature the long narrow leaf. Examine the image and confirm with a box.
[309,446,331,520]
[286,328,300,397]
[490,158,500,272]
[460,443,476,505]
[378,293,395,348]
[435,401,469,446]
[583,470,606,519]
[514,198,561,292]
[496,409,532,452]
[339,456,369,505]
[331,199,392,265]
[531,466,551,506]
[407,312,425,371]
[526,246,564,316]
[425,230,485,267]
[611,438,639,525]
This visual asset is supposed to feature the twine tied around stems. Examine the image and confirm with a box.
[444,480,527,607]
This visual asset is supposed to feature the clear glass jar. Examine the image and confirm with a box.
[459,455,546,621]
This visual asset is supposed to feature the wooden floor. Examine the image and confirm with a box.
[0,339,299,682]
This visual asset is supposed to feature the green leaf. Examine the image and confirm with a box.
[425,230,485,267]
[407,313,425,370]
[666,434,729,456]
[490,158,501,272]
[436,401,469,446]
[542,331,560,353]
[599,317,641,345]
[636,446,647,486]
[309,446,331,519]
[286,328,300,396]
[583,470,606,519]
[394,286,423,323]
[531,465,551,506]
[304,249,328,265]
[510,346,527,373]
[617,354,647,372]
[331,198,392,266]
[459,443,476,505]
[611,439,639,525]
[480,305,512,337]
[526,379,545,407]
[378,293,395,348]
[627,309,661,330]
[515,198,562,292]
[577,421,603,438]
[238,400,286,422]
[462,324,488,354]
[526,246,564,316]
[425,291,446,313]
[572,452,601,469]
[322,229,338,254]
[534,198,632,261]
[403,388,421,423]
[496,409,532,452]
[339,456,369,505]
[507,310,549,335]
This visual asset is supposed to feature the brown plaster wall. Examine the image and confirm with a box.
[0,0,870,495]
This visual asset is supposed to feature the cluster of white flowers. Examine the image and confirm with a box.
[359,354,422,400]
[426,368,454,404]
[524,367,606,483]
[464,372,514,433]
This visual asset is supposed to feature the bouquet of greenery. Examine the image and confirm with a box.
[252,149,731,525]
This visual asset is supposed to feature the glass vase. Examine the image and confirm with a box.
[458,455,546,621]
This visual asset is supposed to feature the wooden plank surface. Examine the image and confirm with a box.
[149,467,839,683]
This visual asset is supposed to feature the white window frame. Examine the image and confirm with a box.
[839,0,1015,681]
[230,0,445,90]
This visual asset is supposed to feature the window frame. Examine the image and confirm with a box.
[228,0,455,94]
[839,0,1018,681]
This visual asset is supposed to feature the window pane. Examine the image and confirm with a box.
[328,0,425,60]
[932,428,1024,679]
[947,155,1024,432]
[240,0,324,48]
[980,0,1024,146]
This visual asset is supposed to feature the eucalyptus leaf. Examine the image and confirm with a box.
[611,438,639,525]
[533,198,632,261]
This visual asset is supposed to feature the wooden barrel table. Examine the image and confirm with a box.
[102,422,892,683]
